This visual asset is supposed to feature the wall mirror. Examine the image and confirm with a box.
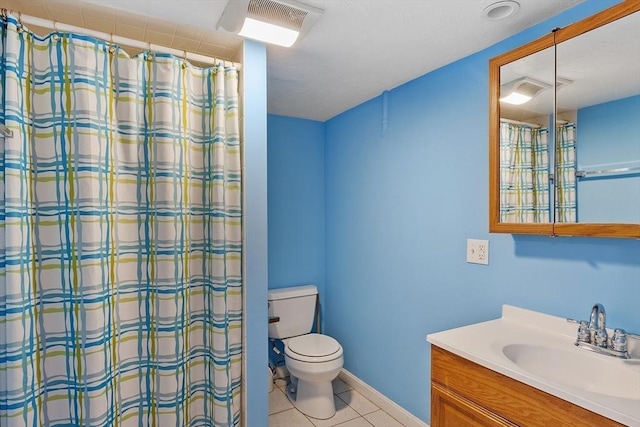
[489,2,640,238]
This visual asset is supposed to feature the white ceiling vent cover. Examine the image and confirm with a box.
[217,0,323,45]
[501,77,551,96]
[248,0,307,31]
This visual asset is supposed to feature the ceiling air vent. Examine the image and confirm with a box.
[217,0,323,47]
[248,0,308,31]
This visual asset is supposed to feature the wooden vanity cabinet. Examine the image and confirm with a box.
[430,346,624,427]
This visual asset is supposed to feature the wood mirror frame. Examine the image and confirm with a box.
[489,1,640,239]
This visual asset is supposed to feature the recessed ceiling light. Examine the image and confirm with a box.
[483,1,520,20]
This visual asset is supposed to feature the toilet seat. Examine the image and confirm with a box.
[285,333,343,363]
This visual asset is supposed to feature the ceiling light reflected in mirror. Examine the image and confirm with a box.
[500,76,551,105]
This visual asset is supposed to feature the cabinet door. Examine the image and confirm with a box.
[431,383,516,427]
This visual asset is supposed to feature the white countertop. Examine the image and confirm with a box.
[426,305,640,427]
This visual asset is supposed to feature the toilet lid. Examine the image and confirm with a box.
[287,334,341,358]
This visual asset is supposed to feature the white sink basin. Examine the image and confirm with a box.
[502,343,640,400]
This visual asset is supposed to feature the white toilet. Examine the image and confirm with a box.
[268,285,344,419]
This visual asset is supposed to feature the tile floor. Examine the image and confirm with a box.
[269,377,405,427]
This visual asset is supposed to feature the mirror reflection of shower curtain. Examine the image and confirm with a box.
[555,123,577,222]
[500,122,550,223]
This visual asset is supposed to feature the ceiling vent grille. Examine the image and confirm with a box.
[501,77,551,96]
[217,0,323,46]
[247,0,308,31]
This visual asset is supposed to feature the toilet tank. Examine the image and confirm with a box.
[268,285,318,339]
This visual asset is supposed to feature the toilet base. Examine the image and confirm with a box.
[286,376,336,420]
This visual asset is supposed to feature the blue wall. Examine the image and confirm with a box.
[322,0,639,423]
[264,0,639,424]
[267,115,325,294]
[243,40,269,427]
[577,95,640,223]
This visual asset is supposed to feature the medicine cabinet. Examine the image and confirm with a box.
[489,1,640,238]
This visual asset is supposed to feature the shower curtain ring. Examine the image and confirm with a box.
[16,12,24,32]
[1,9,7,20]
[52,21,61,40]
[108,33,116,53]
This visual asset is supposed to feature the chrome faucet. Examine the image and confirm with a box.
[588,303,606,330]
[568,303,637,359]
[588,303,607,347]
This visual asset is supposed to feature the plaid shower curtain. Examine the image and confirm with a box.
[0,15,242,427]
[555,123,577,222]
[499,122,551,223]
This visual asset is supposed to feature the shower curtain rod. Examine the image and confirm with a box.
[5,12,241,69]
[500,118,543,128]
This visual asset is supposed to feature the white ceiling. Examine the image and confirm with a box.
[7,0,585,122]
[264,0,583,121]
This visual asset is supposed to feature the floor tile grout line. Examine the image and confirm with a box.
[335,389,380,417]
[365,409,407,427]
[268,407,295,416]
[332,416,375,427]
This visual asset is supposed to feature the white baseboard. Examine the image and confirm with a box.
[338,369,429,427]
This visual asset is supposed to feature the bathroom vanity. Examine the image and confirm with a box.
[426,306,640,427]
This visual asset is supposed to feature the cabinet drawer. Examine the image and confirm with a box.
[432,382,516,427]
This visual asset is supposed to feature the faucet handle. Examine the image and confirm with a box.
[576,320,590,343]
[611,328,628,352]
[594,328,608,348]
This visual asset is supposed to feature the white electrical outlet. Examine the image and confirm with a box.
[467,239,489,265]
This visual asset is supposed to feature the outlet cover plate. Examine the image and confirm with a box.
[467,239,489,265]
